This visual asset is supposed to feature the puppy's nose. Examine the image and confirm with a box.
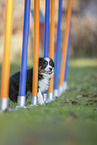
[49,68,52,71]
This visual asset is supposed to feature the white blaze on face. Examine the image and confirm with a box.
[44,57,52,72]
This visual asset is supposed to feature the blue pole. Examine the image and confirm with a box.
[64,11,72,82]
[19,0,31,97]
[44,0,50,57]
[54,0,63,90]
[43,0,50,98]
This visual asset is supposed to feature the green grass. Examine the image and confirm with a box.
[0,58,97,145]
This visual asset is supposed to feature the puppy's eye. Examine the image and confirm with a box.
[43,63,47,67]
[45,61,48,64]
[50,60,54,67]
[50,61,53,65]
[50,61,52,65]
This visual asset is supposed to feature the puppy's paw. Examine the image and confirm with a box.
[38,89,45,105]
[38,97,44,105]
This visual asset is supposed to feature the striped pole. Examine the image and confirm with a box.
[59,0,72,95]
[0,0,13,111]
[63,13,72,91]
[48,0,55,101]
[31,0,39,105]
[44,0,50,57]
[54,0,63,98]
[17,0,31,107]
[43,0,50,102]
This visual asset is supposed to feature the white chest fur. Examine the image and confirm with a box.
[38,78,49,92]
[38,74,52,92]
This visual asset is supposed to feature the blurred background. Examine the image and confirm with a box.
[0,0,97,62]
[0,1,97,145]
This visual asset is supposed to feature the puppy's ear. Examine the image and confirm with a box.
[39,57,44,62]
[50,58,55,67]
[52,61,55,67]
[39,57,44,70]
[39,57,43,66]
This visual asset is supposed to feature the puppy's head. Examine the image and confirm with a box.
[39,57,54,75]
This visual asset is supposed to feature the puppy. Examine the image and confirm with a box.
[9,57,54,105]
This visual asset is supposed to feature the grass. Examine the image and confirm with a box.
[0,58,97,145]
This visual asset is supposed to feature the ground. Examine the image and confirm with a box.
[0,58,97,145]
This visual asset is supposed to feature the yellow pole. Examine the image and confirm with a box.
[59,0,72,93]
[1,0,13,99]
[0,0,13,111]
[32,0,39,97]
[48,0,55,100]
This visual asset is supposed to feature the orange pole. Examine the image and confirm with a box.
[59,0,72,87]
[1,0,13,99]
[48,0,55,94]
[32,0,39,97]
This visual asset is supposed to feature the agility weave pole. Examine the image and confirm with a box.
[59,0,72,96]
[17,0,31,108]
[63,14,72,91]
[48,0,55,101]
[31,0,39,106]
[54,0,63,98]
[0,0,13,111]
[43,0,50,102]
[44,0,50,57]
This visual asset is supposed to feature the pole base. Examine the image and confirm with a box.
[44,93,47,102]
[0,98,8,111]
[58,85,63,96]
[17,96,26,107]
[31,96,37,106]
[46,93,53,103]
[54,89,58,98]
[63,81,68,91]
[16,106,27,109]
